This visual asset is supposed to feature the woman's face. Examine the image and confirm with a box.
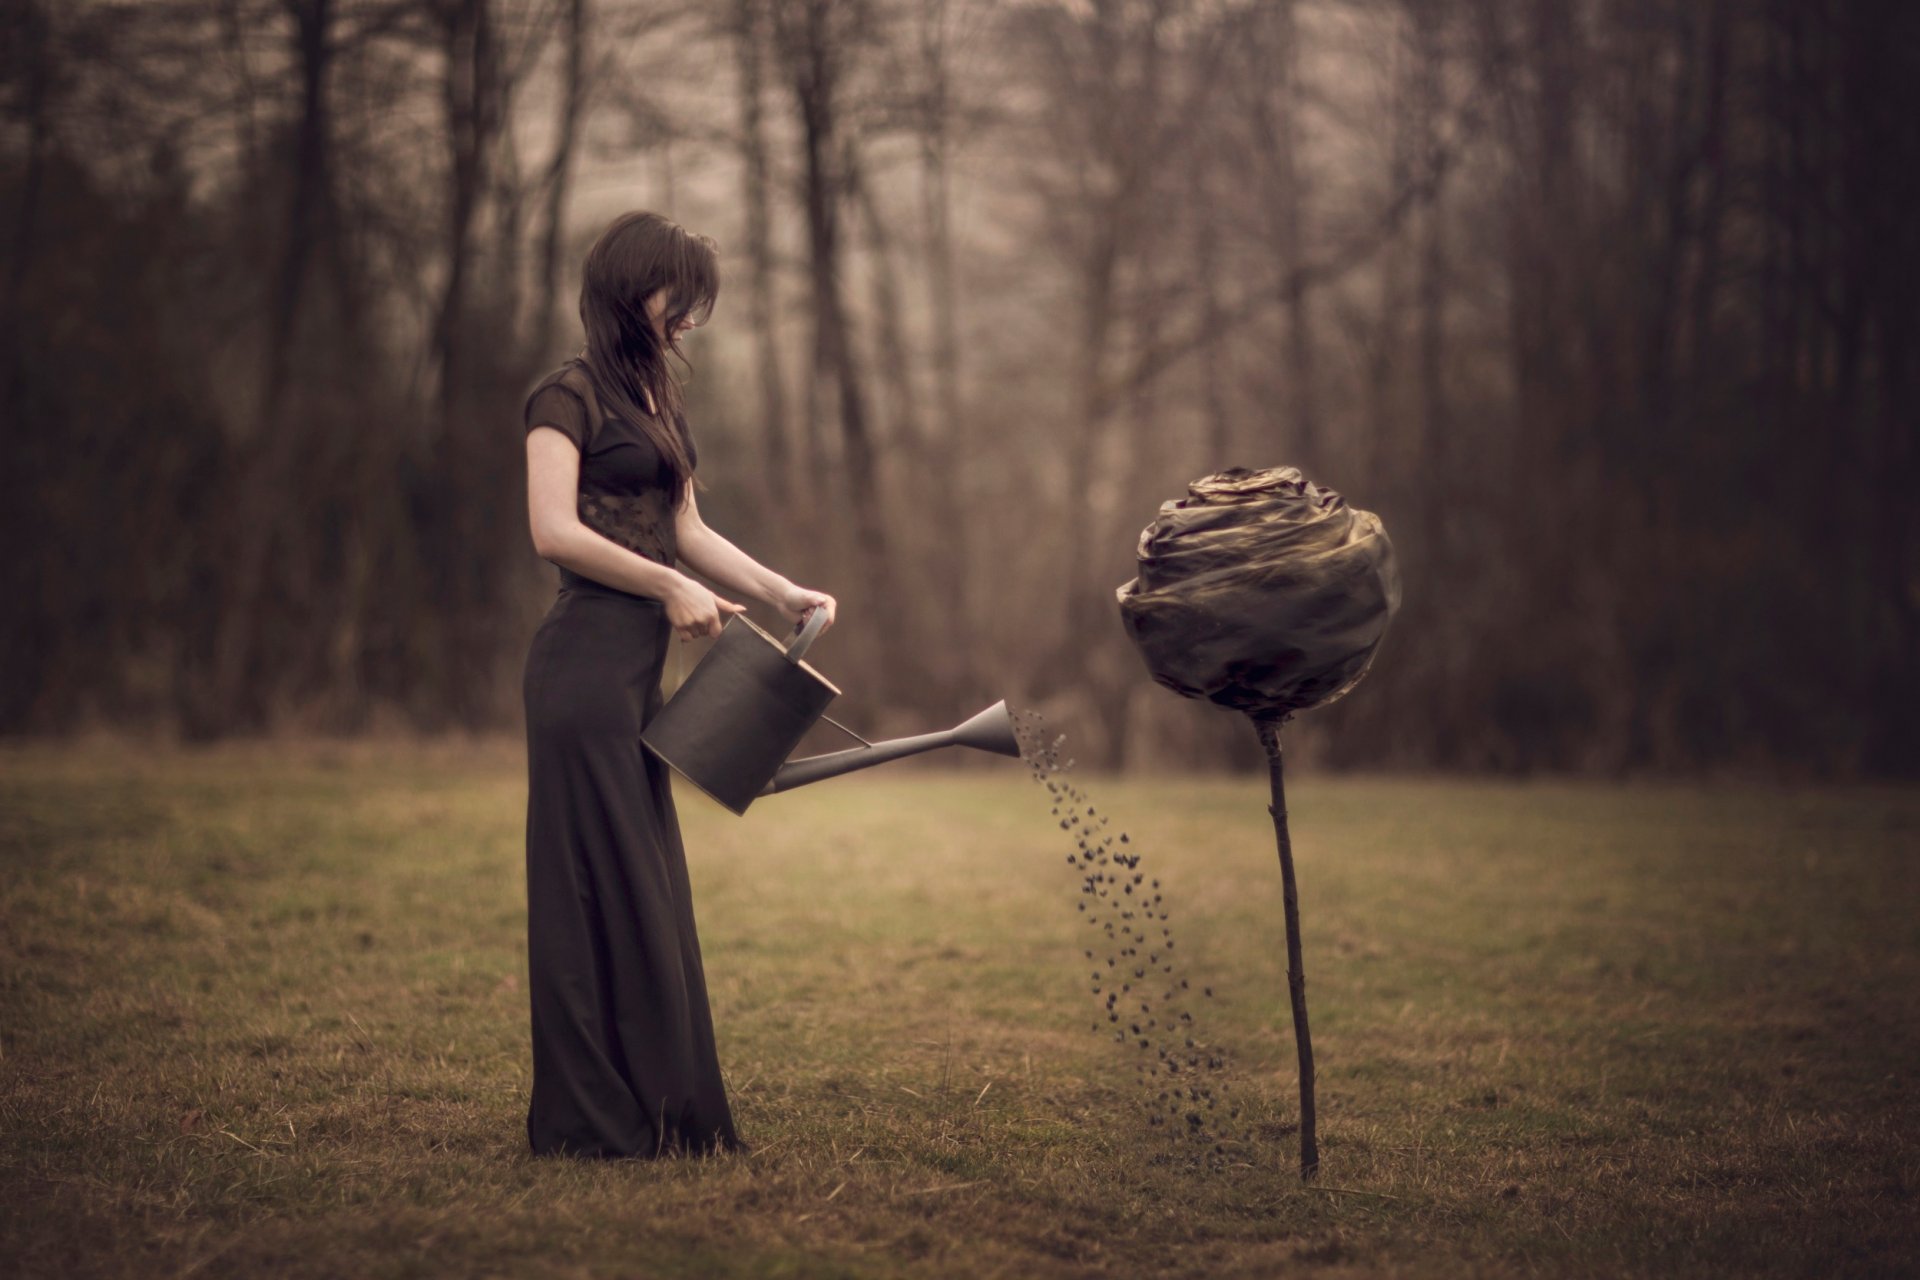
[644,288,702,341]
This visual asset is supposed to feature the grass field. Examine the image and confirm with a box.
[2,737,1916,1278]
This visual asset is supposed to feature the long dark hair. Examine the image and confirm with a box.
[578,210,718,510]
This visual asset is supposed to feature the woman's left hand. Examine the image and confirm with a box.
[774,582,836,634]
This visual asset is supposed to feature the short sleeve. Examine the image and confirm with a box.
[525,384,589,452]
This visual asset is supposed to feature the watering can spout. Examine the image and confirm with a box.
[760,699,1022,797]
[641,609,1025,815]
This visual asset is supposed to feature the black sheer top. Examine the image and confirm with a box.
[523,357,698,569]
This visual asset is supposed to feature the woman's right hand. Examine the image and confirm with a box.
[666,576,748,642]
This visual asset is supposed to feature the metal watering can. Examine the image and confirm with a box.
[640,608,1021,815]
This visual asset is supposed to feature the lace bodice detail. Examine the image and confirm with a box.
[577,488,678,564]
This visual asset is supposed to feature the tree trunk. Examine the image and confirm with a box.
[264,0,335,424]
[1266,0,1317,473]
[1413,0,1448,548]
[1054,213,1120,719]
[846,146,923,466]
[435,0,497,439]
[2,0,51,348]
[537,0,588,353]
[779,0,895,699]
[731,0,791,503]
[198,0,337,735]
[1685,0,1730,385]
[916,0,974,704]
[1192,146,1233,471]
[428,0,504,725]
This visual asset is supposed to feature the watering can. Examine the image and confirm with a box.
[640,607,1022,815]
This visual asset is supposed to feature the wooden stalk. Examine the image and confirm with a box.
[1256,714,1319,1180]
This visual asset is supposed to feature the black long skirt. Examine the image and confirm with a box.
[521,570,743,1159]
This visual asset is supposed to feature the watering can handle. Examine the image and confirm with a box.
[784,605,830,663]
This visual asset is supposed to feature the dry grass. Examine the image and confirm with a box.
[1,737,1915,1278]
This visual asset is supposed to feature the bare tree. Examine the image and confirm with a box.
[1237,0,1319,474]
[771,0,900,695]
[535,0,588,352]
[727,0,793,502]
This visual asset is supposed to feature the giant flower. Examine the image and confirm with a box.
[1113,464,1402,1181]
[1114,465,1401,721]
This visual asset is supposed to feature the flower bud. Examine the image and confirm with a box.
[1115,465,1401,719]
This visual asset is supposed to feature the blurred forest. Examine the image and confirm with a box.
[1,0,1914,777]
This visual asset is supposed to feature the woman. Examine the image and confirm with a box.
[520,210,836,1158]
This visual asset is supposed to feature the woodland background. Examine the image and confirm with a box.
[3,0,1915,777]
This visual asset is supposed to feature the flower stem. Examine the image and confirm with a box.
[1255,714,1319,1181]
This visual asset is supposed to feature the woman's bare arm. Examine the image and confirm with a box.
[673,482,796,606]
[526,426,694,601]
